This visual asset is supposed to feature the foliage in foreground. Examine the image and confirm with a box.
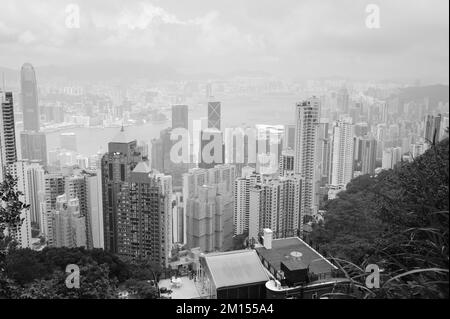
[310,138,449,298]
[0,247,163,299]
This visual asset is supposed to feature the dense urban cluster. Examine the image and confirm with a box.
[0,63,448,299]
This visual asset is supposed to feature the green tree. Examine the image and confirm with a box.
[310,138,449,298]
[0,175,29,262]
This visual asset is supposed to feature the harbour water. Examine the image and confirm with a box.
[21,94,300,157]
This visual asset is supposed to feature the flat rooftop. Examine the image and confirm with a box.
[158,276,201,299]
[255,237,337,275]
[203,250,270,289]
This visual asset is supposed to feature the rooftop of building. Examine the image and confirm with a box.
[132,161,151,173]
[110,126,136,144]
[255,237,337,275]
[158,276,201,299]
[202,249,269,289]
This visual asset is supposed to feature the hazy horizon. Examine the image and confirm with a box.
[0,0,448,83]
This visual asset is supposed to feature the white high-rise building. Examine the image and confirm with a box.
[294,97,320,218]
[330,116,354,187]
[248,174,303,241]
[49,194,86,248]
[382,147,403,170]
[172,192,184,244]
[86,170,104,248]
[26,162,46,231]
[63,169,104,249]
[233,172,261,235]
[185,183,233,252]
[183,164,236,243]
[7,161,32,248]
[43,173,65,243]
[183,168,209,244]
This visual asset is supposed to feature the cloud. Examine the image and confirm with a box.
[0,0,447,82]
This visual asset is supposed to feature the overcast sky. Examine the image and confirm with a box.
[0,0,448,82]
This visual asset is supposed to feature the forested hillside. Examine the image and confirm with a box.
[310,138,449,298]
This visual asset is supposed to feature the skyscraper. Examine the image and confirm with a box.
[1,91,18,176]
[65,171,103,249]
[294,97,320,218]
[43,173,66,243]
[116,162,172,267]
[208,101,221,130]
[101,128,143,253]
[21,63,40,132]
[330,117,354,187]
[248,174,302,240]
[86,170,104,249]
[172,192,184,244]
[183,168,209,244]
[382,147,402,170]
[20,131,47,166]
[233,171,261,235]
[7,161,32,248]
[423,114,443,143]
[183,164,236,247]
[315,120,331,185]
[26,162,45,228]
[49,194,86,248]
[172,104,189,130]
[355,136,377,175]
[151,127,188,189]
[186,183,233,253]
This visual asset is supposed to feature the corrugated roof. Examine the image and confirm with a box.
[204,250,269,289]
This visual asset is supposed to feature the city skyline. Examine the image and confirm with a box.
[0,0,448,302]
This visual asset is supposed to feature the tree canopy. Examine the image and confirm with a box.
[310,138,449,298]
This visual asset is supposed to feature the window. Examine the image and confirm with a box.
[109,164,113,180]
[120,164,126,181]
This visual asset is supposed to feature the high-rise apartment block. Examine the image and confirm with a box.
[248,174,302,241]
[48,194,86,248]
[185,183,233,253]
[354,136,377,175]
[233,170,261,235]
[1,91,17,176]
[116,162,172,267]
[101,128,143,253]
[294,97,320,218]
[184,165,235,250]
[330,117,354,187]
[382,147,402,170]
